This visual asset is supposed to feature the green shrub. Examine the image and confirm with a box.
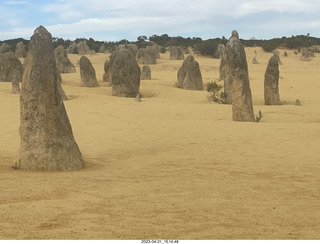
[207,81,226,104]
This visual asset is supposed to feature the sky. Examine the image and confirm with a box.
[0,0,320,41]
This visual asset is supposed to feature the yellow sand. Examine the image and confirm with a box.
[0,48,320,239]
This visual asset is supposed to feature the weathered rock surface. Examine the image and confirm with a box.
[15,41,27,58]
[170,46,184,60]
[77,40,91,55]
[177,55,203,90]
[80,56,99,87]
[112,49,141,97]
[20,25,84,170]
[136,48,157,64]
[215,44,226,59]
[0,43,12,53]
[225,30,255,122]
[141,65,151,80]
[102,60,112,83]
[67,42,78,54]
[252,58,259,64]
[219,53,227,81]
[54,45,76,73]
[264,54,280,105]
[0,52,23,93]
[99,44,107,53]
[300,48,315,61]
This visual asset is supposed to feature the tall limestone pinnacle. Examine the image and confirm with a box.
[225,30,255,122]
[19,26,84,170]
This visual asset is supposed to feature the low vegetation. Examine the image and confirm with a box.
[1,34,319,55]
[206,81,226,104]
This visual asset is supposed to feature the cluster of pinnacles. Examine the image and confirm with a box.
[2,26,283,171]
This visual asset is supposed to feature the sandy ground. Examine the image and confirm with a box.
[0,48,320,240]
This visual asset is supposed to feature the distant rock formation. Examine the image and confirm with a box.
[170,46,184,60]
[99,44,107,53]
[264,54,280,105]
[80,56,99,87]
[112,49,141,97]
[225,30,255,122]
[77,40,91,55]
[0,43,12,53]
[300,48,315,61]
[215,44,226,59]
[67,42,78,54]
[252,58,259,64]
[136,47,157,64]
[272,50,282,64]
[128,44,138,56]
[102,60,112,83]
[141,65,151,80]
[177,55,203,90]
[219,52,227,81]
[15,42,27,58]
[147,45,160,59]
[0,52,23,94]
[20,25,84,170]
[54,45,76,73]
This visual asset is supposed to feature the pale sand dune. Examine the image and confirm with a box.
[0,48,320,239]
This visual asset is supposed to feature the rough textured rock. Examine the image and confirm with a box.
[177,55,203,90]
[136,48,157,64]
[215,44,226,59]
[219,52,227,81]
[170,46,184,60]
[80,56,99,87]
[20,25,84,170]
[67,42,78,54]
[0,52,23,94]
[295,99,301,106]
[77,40,91,55]
[99,44,106,53]
[102,60,112,83]
[252,58,259,64]
[225,30,255,122]
[141,65,151,80]
[264,54,280,105]
[55,69,68,100]
[127,44,138,56]
[272,50,282,64]
[300,48,315,61]
[15,41,27,58]
[147,45,160,59]
[54,45,76,73]
[0,43,12,53]
[112,49,141,97]
[135,93,141,102]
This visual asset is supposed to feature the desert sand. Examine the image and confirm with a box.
[0,48,320,239]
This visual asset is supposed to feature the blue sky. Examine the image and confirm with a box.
[0,0,320,41]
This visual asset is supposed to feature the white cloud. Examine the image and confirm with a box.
[1,0,320,40]
[233,0,320,17]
